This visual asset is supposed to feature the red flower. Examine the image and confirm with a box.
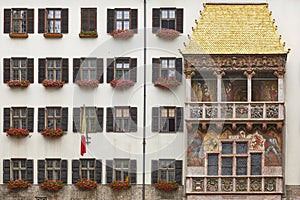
[156,29,180,40]
[75,179,98,190]
[6,128,30,138]
[40,179,64,192]
[7,80,30,88]
[110,79,134,89]
[76,80,99,88]
[40,128,65,138]
[154,180,179,191]
[109,180,131,191]
[110,29,134,39]
[42,80,65,88]
[7,179,31,190]
[154,77,180,89]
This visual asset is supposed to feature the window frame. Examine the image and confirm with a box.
[11,159,27,180]
[11,58,28,81]
[46,107,62,129]
[158,159,176,182]
[11,9,27,34]
[160,107,176,133]
[114,9,131,31]
[11,107,28,129]
[81,8,97,32]
[81,107,98,133]
[79,159,96,180]
[80,58,97,81]
[46,58,62,81]
[160,8,176,30]
[114,107,130,132]
[114,58,130,80]
[113,159,130,182]
[160,58,176,79]
[45,159,62,181]
[46,9,62,33]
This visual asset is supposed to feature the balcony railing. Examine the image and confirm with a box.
[186,102,284,121]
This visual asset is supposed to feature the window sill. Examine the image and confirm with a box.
[9,33,28,38]
[79,33,98,38]
[44,33,63,38]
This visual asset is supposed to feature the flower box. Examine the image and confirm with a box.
[42,80,65,88]
[110,29,134,39]
[110,79,134,89]
[109,180,131,191]
[7,179,31,190]
[156,29,180,40]
[154,180,179,192]
[79,31,98,38]
[6,128,30,138]
[76,80,99,88]
[43,33,63,38]
[40,179,64,192]
[9,33,28,38]
[40,128,65,138]
[75,179,98,190]
[154,77,180,89]
[7,80,30,88]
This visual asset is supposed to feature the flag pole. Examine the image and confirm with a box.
[82,104,91,145]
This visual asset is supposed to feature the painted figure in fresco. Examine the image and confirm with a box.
[203,132,218,152]
[202,83,211,102]
[265,132,281,164]
[269,84,278,101]
[189,130,203,165]
[191,82,203,102]
[247,131,265,151]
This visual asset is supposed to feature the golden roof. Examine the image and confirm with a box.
[182,3,287,55]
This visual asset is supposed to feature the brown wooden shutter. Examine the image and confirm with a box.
[107,9,115,33]
[27,9,34,33]
[97,58,104,83]
[38,108,45,131]
[73,58,81,82]
[4,9,11,34]
[175,58,182,82]
[38,160,45,183]
[27,58,34,83]
[151,160,158,184]
[152,8,160,33]
[27,108,34,132]
[38,9,45,33]
[131,9,138,33]
[175,160,183,185]
[96,107,103,132]
[176,107,184,132]
[176,9,184,33]
[62,107,68,131]
[3,108,11,132]
[106,107,114,132]
[152,58,160,83]
[3,160,11,183]
[3,58,11,83]
[73,108,80,133]
[106,160,113,184]
[62,58,69,83]
[72,160,80,184]
[26,160,34,183]
[130,160,137,184]
[95,160,102,183]
[61,160,68,184]
[129,58,137,82]
[61,9,69,33]
[130,107,137,132]
[38,59,46,83]
[152,107,159,132]
[106,58,115,83]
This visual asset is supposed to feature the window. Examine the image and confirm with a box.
[38,107,68,131]
[73,107,103,133]
[152,58,182,83]
[38,159,67,183]
[72,159,102,184]
[252,72,278,101]
[221,72,247,102]
[107,9,138,33]
[3,159,33,183]
[12,107,27,129]
[152,107,183,133]
[81,59,96,80]
[106,58,137,83]
[73,58,103,83]
[38,58,69,83]
[46,159,61,180]
[47,9,61,33]
[81,8,97,33]
[38,8,68,35]
[11,159,27,180]
[12,58,27,80]
[159,160,175,182]
[3,107,34,132]
[80,159,96,180]
[151,159,182,184]
[106,107,137,132]
[46,107,62,129]
[114,159,129,181]
[46,59,62,81]
[3,58,34,83]
[4,9,34,35]
[152,8,183,33]
[106,159,137,184]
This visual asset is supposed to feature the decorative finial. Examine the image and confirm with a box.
[269,11,272,16]
[192,27,195,31]
[188,34,191,40]
[195,19,198,24]
[283,42,286,47]
[273,19,275,23]
[183,42,186,47]
[288,48,291,54]
[274,26,278,30]
[279,35,282,40]
[200,10,202,15]
[178,49,182,54]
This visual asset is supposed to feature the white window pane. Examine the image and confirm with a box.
[161,109,168,117]
[21,10,26,18]
[161,10,168,19]
[48,21,54,33]
[169,60,175,68]
[13,10,18,18]
[123,109,129,117]
[116,63,123,69]
[116,21,122,30]
[124,11,130,19]
[169,109,175,117]
[169,10,176,19]
[116,109,122,117]
[124,63,130,69]
[169,70,175,78]
[55,10,61,18]
[116,11,123,19]
[161,60,168,68]
[48,10,54,18]
[124,21,130,30]
[55,21,61,33]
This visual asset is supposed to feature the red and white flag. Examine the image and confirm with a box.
[81,135,86,156]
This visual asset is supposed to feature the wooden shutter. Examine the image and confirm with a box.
[176,107,184,132]
[151,160,158,184]
[129,58,137,82]
[152,8,160,33]
[27,58,34,83]
[97,58,104,83]
[3,108,11,132]
[151,107,159,132]
[3,160,10,183]
[61,9,69,33]
[175,58,182,82]
[38,160,45,183]
[96,108,103,132]
[73,108,80,133]
[62,58,69,83]
[26,159,34,183]
[176,9,184,33]
[73,58,81,83]
[72,160,80,184]
[152,58,160,83]
[38,9,45,33]
[4,9,11,34]
[106,160,113,184]
[131,9,138,33]
[95,160,102,183]
[27,108,34,132]
[38,59,46,83]
[130,160,137,184]
[130,107,137,132]
[3,58,11,83]
[62,107,68,131]
[61,160,68,184]
[27,9,34,33]
[175,160,183,185]
[38,108,45,131]
[106,107,114,132]
[106,58,115,83]
[107,9,115,33]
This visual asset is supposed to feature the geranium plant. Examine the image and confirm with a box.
[75,179,98,190]
[7,80,30,88]
[156,29,180,40]
[42,80,65,88]
[154,77,180,89]
[76,80,99,88]
[7,179,31,190]
[6,128,30,138]
[40,128,65,138]
[109,180,131,191]
[154,180,179,192]
[110,29,134,39]
[40,179,64,192]
[110,79,134,89]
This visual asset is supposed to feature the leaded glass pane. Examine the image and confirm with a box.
[169,10,176,19]
[222,143,233,154]
[221,157,233,175]
[82,170,88,179]
[207,154,218,175]
[161,60,168,68]
[236,142,248,154]
[13,170,18,180]
[116,11,122,19]
[236,157,247,175]
[48,10,54,18]
[169,59,175,68]
[116,21,122,30]
[251,153,262,175]
[169,70,175,78]
[124,11,130,19]
[161,10,168,19]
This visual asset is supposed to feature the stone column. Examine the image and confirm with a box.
[274,66,285,102]
[184,61,196,102]
[213,70,225,103]
[244,68,255,102]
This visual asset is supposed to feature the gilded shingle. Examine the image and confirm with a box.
[182,4,287,54]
